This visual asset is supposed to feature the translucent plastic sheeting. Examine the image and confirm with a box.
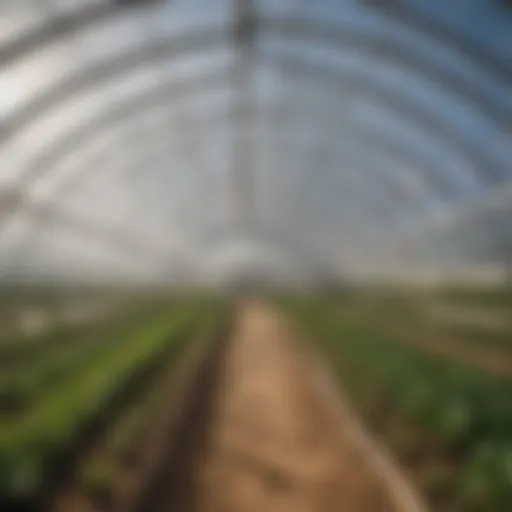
[0,0,511,281]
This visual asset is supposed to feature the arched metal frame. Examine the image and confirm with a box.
[265,77,457,202]
[1,61,486,226]
[12,105,234,256]
[0,69,231,273]
[0,77,447,251]
[0,101,506,270]
[7,146,402,278]
[3,16,507,191]
[2,1,509,87]
[268,55,504,186]
[264,17,512,126]
[1,0,511,275]
[10,123,430,278]
[6,99,448,258]
[36,92,439,212]
[0,26,230,146]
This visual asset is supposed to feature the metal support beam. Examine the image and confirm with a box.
[10,68,230,189]
[231,0,258,231]
[265,17,512,130]
[0,3,119,67]
[3,121,420,280]
[0,25,228,147]
[1,69,462,233]
[268,55,506,186]
[2,0,510,93]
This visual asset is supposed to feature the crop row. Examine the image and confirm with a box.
[0,311,166,416]
[0,301,214,507]
[0,309,131,369]
[55,299,222,510]
[284,298,512,512]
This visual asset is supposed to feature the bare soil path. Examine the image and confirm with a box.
[147,300,404,512]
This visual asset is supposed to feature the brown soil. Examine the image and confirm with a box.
[389,325,512,378]
[49,325,217,512]
[338,300,512,377]
[135,300,401,512]
[50,301,421,512]
[346,305,512,378]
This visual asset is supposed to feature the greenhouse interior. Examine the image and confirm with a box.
[0,0,511,511]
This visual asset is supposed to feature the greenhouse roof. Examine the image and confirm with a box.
[0,0,511,283]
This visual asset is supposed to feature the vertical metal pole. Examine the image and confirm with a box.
[231,0,258,232]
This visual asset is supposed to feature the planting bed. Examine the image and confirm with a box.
[284,297,512,512]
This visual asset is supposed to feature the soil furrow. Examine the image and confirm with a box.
[140,300,415,512]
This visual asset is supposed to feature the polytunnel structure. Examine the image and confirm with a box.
[0,0,511,286]
[2,4,512,511]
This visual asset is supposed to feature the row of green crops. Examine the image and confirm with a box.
[0,308,134,369]
[434,287,512,309]
[0,308,179,416]
[0,321,105,368]
[441,324,512,352]
[75,303,222,508]
[0,301,209,504]
[283,298,512,512]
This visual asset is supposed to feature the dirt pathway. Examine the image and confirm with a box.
[184,300,397,512]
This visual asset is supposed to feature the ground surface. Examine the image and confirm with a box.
[183,300,397,512]
[51,300,409,512]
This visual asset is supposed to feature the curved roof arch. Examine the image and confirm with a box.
[267,17,512,128]
[5,101,447,251]
[0,0,511,281]
[270,56,505,185]
[2,20,507,191]
[1,4,508,181]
